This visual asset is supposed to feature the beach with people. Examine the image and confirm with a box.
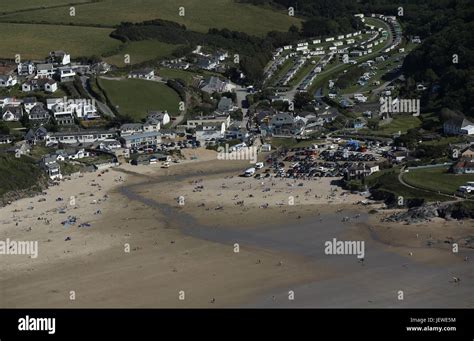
[1,149,473,308]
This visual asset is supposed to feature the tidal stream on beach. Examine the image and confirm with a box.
[119,170,474,308]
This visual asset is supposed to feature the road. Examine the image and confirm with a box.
[170,91,191,128]
[233,83,250,126]
[80,76,115,118]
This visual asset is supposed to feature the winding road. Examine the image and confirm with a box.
[397,166,467,201]
[80,76,115,118]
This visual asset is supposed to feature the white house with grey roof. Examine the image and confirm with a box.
[22,78,58,93]
[121,131,162,148]
[195,123,226,141]
[187,113,231,129]
[57,66,76,82]
[0,74,17,88]
[200,76,235,94]
[2,106,22,122]
[28,104,50,122]
[36,64,55,78]
[147,111,170,126]
[120,121,160,136]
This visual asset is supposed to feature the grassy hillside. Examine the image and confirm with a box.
[403,166,474,195]
[98,78,181,120]
[0,0,301,36]
[0,0,92,14]
[361,116,422,137]
[0,154,46,198]
[104,41,182,67]
[365,168,449,204]
[0,23,120,60]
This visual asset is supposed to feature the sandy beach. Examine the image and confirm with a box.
[1,149,473,308]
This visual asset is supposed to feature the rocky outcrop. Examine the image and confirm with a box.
[383,201,474,224]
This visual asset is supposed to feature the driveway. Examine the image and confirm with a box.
[80,76,115,118]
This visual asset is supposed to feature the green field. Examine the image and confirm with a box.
[403,166,474,195]
[157,68,204,86]
[0,0,301,36]
[0,23,120,60]
[361,115,422,136]
[366,169,449,203]
[422,136,466,147]
[104,41,182,67]
[98,78,181,120]
[0,0,92,14]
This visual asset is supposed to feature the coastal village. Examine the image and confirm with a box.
[1,13,473,220]
[0,0,473,314]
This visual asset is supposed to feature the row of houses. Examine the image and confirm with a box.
[160,48,229,73]
[0,96,101,124]
[298,54,334,91]
[278,57,307,87]
[277,30,363,57]
[256,110,339,137]
[37,110,171,149]
[0,52,67,97]
[17,51,71,84]
[265,22,366,81]
[1,51,111,95]
[194,50,229,71]
[16,104,234,152]
[40,145,116,180]
[119,107,240,146]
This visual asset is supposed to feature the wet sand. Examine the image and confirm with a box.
[1,150,473,308]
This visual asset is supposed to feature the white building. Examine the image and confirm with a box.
[49,51,71,65]
[0,74,17,88]
[36,64,55,78]
[187,114,231,129]
[121,131,162,149]
[128,68,155,80]
[17,62,36,76]
[47,130,114,145]
[58,67,76,82]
